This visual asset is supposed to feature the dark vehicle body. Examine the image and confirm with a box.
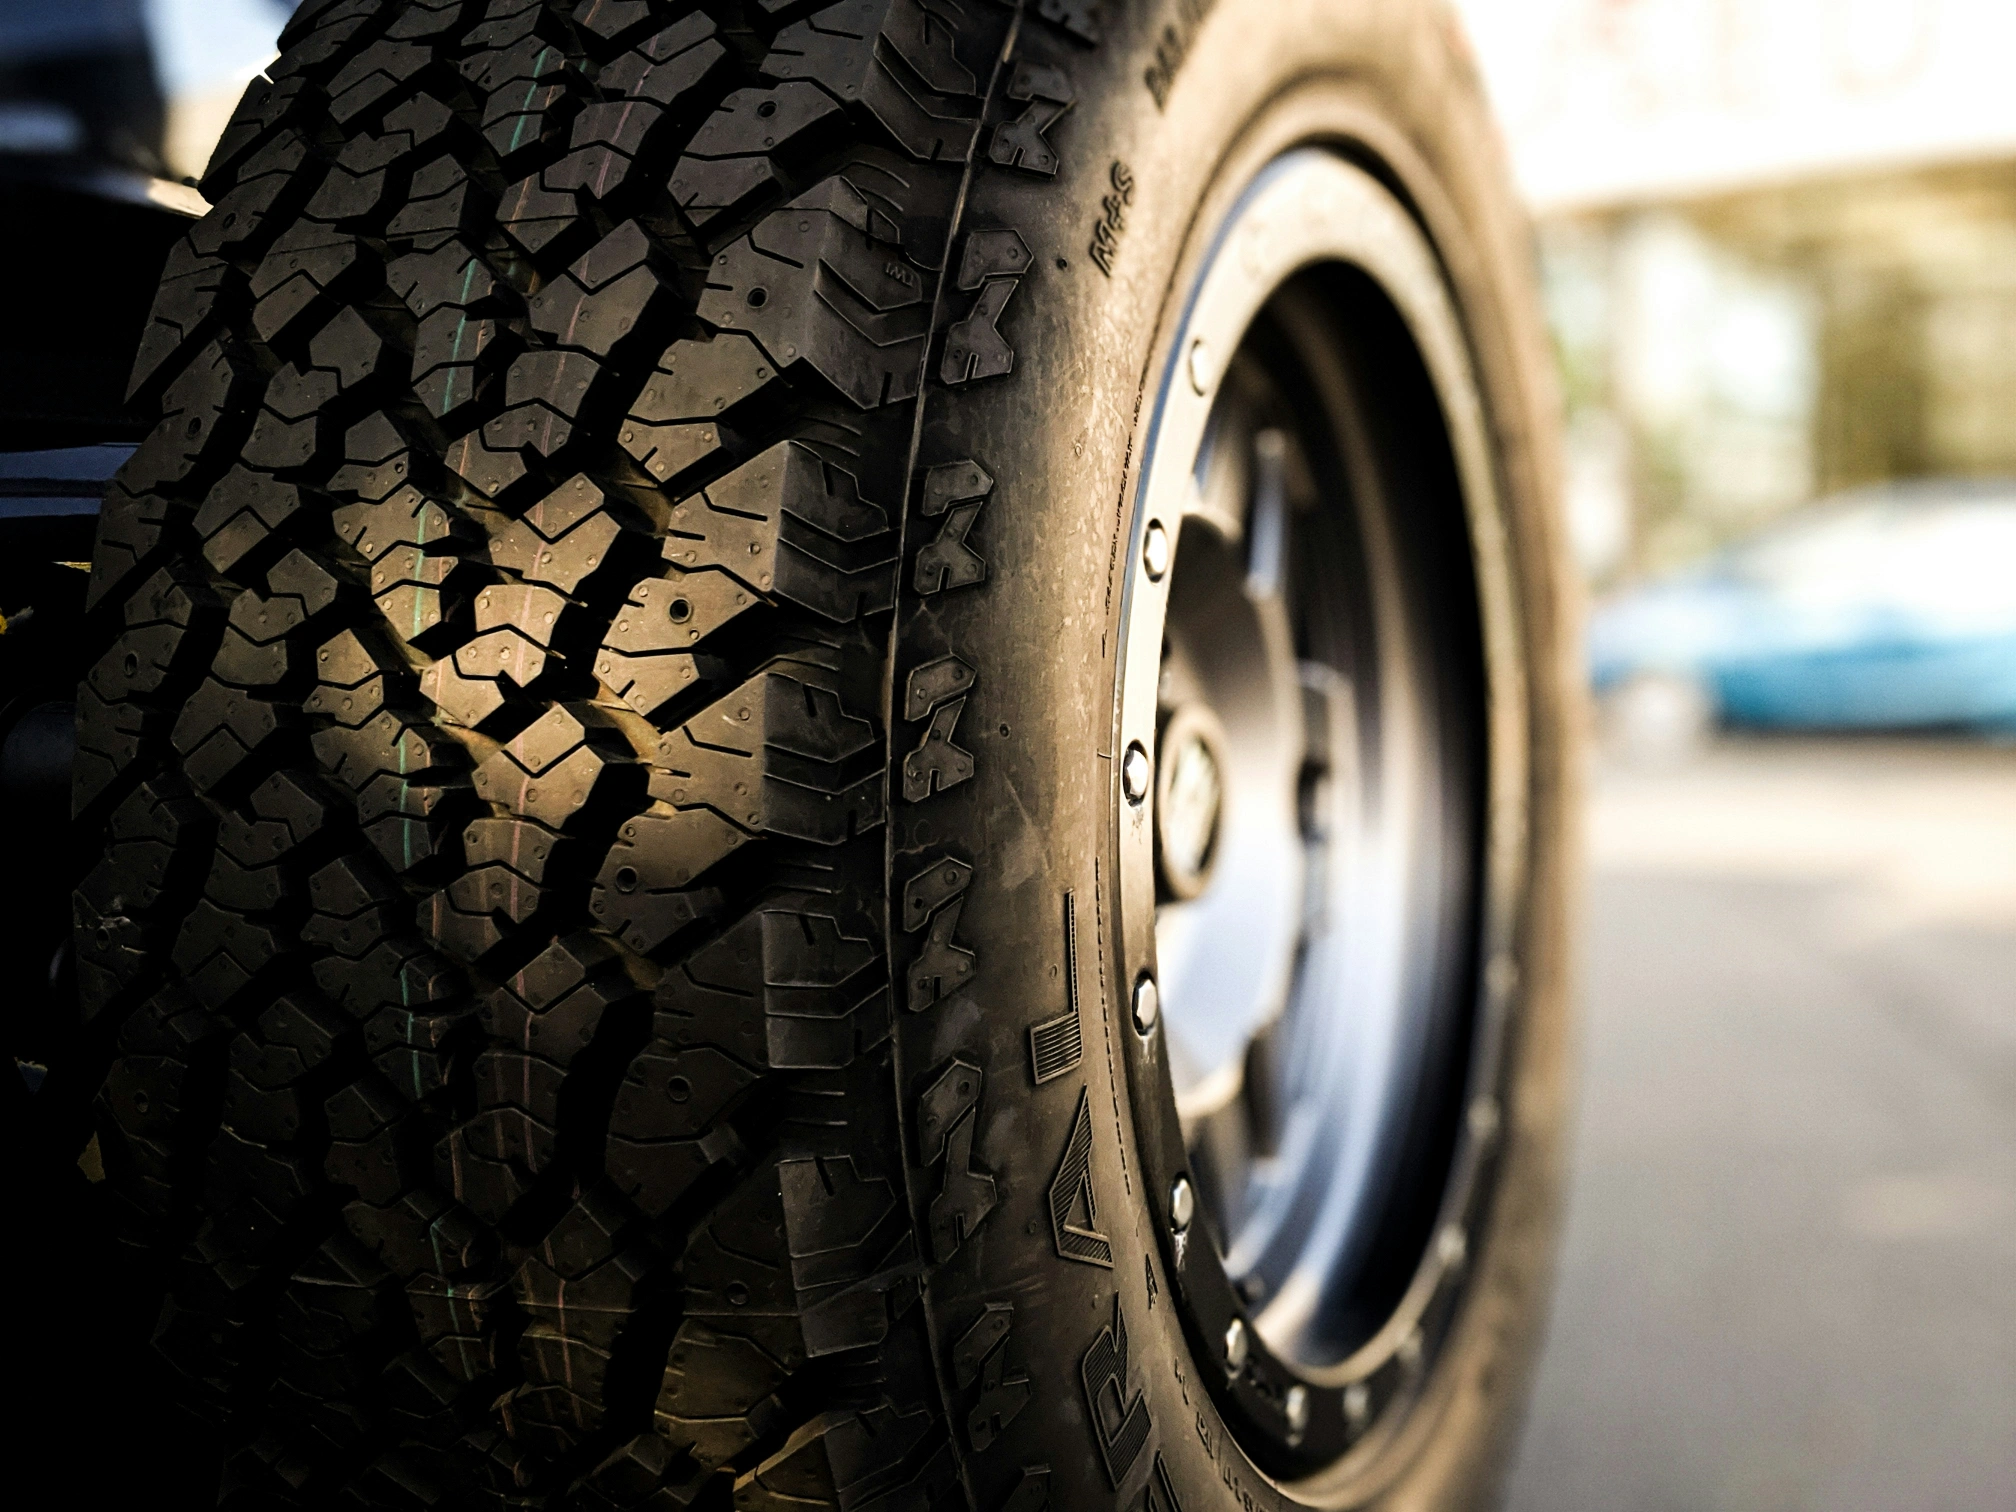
[1,3,203,1234]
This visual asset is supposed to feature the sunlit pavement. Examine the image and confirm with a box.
[1505,737,2016,1512]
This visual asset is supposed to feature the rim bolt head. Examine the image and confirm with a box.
[1285,1384,1309,1437]
[1169,1173,1193,1231]
[1143,519,1170,581]
[1121,742,1151,803]
[1224,1318,1249,1375]
[1187,336,1213,395]
[1132,974,1160,1034]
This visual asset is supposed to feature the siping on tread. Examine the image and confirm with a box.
[74,0,1025,1508]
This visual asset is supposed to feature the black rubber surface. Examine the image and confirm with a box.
[53,1,1575,1509]
[74,1,1021,1506]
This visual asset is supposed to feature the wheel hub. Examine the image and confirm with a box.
[1155,704,1227,899]
[1110,148,1524,1480]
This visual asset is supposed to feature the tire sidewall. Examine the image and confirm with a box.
[888,1,1577,1508]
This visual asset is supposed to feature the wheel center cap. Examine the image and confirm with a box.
[1157,704,1227,899]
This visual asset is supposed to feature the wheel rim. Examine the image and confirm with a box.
[1111,149,1530,1479]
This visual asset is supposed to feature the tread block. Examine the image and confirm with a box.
[312,705,465,792]
[988,62,1073,176]
[172,678,292,793]
[643,898,884,1072]
[732,1401,945,1512]
[324,37,436,127]
[200,72,313,202]
[196,466,308,578]
[237,995,352,1090]
[75,771,213,924]
[315,932,463,1032]
[900,695,971,801]
[645,666,882,844]
[668,81,847,236]
[595,568,754,717]
[471,703,635,831]
[590,809,733,952]
[575,0,657,45]
[355,771,465,874]
[73,780,213,1010]
[955,1304,1028,1451]
[460,347,605,497]
[918,1065,993,1261]
[305,626,411,730]
[191,130,313,260]
[529,221,663,351]
[251,222,363,346]
[482,929,638,1071]
[654,1323,789,1461]
[344,1187,495,1280]
[217,768,335,867]
[85,485,187,618]
[770,0,983,164]
[387,154,477,246]
[172,896,286,1007]
[489,473,638,595]
[1035,0,1101,43]
[119,338,242,497]
[326,1073,415,1204]
[128,239,235,401]
[333,481,467,565]
[514,15,726,231]
[652,439,900,631]
[697,179,932,411]
[329,411,417,502]
[906,896,974,1010]
[618,337,768,481]
[902,653,973,720]
[912,457,991,592]
[584,1430,712,1508]
[407,1272,508,1383]
[470,32,584,162]
[278,1231,397,1353]
[100,985,228,1146]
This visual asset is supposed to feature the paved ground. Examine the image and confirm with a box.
[1504,737,2016,1512]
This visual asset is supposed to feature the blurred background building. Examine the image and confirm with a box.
[1456,0,2016,586]
[1451,9,2016,1509]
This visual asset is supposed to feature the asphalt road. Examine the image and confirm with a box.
[1504,737,2016,1512]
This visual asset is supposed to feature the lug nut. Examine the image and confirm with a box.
[1169,1174,1193,1232]
[1224,1318,1249,1375]
[1132,974,1160,1034]
[1143,519,1170,581]
[1285,1385,1309,1438]
[1121,741,1151,803]
[1344,1382,1370,1428]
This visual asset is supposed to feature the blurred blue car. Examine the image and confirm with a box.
[1590,480,2016,731]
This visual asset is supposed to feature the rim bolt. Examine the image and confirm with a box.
[1168,1173,1193,1231]
[1121,741,1151,803]
[1224,1318,1249,1375]
[1187,336,1213,395]
[1132,974,1161,1035]
[1285,1384,1309,1437]
[1143,519,1170,581]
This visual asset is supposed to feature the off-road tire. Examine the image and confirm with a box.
[51,1,1575,1509]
